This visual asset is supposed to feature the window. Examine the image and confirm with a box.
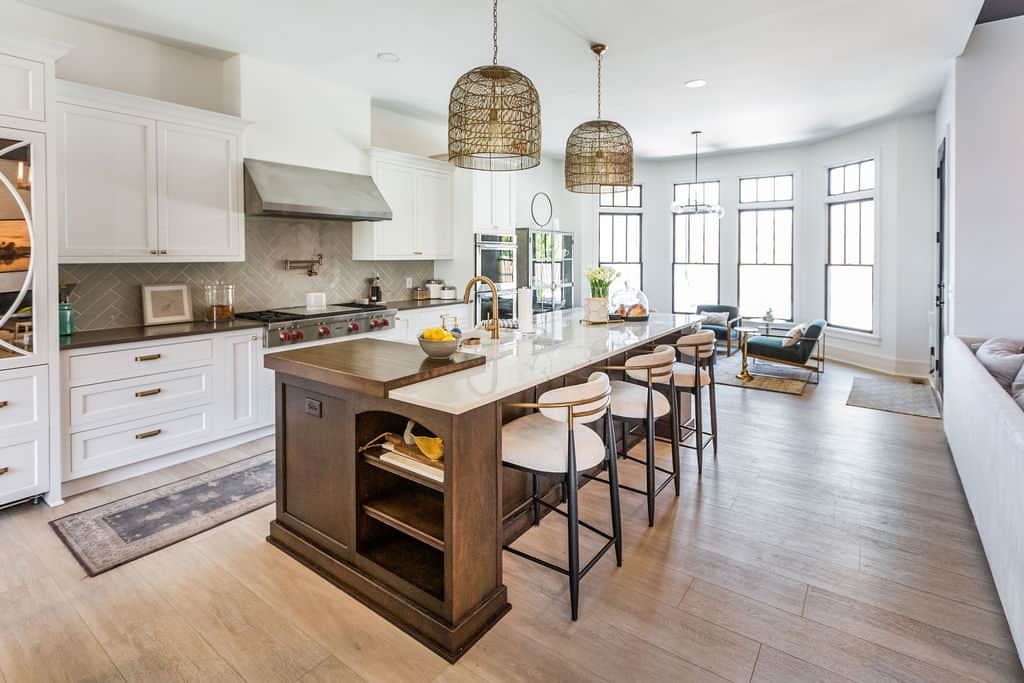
[738,208,793,320]
[599,213,642,297]
[828,159,875,196]
[739,174,793,203]
[827,199,875,332]
[672,181,720,313]
[600,184,642,208]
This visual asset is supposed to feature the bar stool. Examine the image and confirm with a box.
[662,330,718,474]
[501,372,621,620]
[602,345,680,527]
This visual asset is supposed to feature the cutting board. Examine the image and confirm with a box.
[264,338,486,398]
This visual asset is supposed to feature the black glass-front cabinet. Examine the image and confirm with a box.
[516,228,575,314]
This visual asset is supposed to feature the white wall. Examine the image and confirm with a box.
[1,0,226,112]
[580,114,937,376]
[370,106,447,159]
[950,16,1024,338]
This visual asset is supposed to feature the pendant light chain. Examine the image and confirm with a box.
[492,0,498,65]
[596,49,602,119]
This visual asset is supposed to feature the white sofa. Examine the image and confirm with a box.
[944,335,1024,661]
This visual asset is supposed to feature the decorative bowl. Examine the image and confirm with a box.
[418,333,461,359]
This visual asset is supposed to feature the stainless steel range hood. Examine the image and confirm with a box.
[243,158,393,222]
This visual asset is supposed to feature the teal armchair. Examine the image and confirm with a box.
[745,319,828,382]
[695,304,741,356]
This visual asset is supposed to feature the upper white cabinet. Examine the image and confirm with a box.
[0,53,45,122]
[353,148,452,260]
[472,170,517,234]
[55,81,246,263]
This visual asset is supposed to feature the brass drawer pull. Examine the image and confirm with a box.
[134,353,162,362]
[0,466,8,476]
[135,388,161,398]
[135,429,162,440]
[0,400,8,408]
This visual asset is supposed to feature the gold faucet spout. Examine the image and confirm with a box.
[463,276,501,340]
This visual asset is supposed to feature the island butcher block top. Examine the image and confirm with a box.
[263,338,486,398]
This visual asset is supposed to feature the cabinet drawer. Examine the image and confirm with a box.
[68,339,215,386]
[69,366,214,430]
[0,437,44,504]
[0,365,46,437]
[68,406,213,479]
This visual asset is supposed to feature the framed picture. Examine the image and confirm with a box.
[141,284,193,326]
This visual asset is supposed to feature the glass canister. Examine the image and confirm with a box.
[204,282,235,322]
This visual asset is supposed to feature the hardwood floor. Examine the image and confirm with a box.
[1,362,1021,682]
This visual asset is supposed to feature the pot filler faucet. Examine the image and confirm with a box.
[463,276,501,340]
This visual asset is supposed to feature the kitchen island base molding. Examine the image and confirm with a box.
[267,521,509,662]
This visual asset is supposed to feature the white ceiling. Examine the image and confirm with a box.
[21,0,982,158]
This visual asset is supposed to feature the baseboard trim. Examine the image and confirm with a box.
[826,346,930,378]
[60,426,274,499]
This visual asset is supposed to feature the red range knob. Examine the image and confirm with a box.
[370,320,380,329]
[319,325,331,337]
[349,322,360,332]
[293,330,305,341]
[380,319,389,327]
[280,330,292,342]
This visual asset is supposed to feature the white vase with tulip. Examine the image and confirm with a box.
[584,266,618,323]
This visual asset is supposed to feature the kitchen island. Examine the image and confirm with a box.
[264,309,701,661]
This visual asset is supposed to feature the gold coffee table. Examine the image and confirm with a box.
[735,326,759,381]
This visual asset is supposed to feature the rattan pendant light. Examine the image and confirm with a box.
[564,43,633,193]
[448,0,541,172]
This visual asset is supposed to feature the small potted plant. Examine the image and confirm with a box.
[584,266,618,323]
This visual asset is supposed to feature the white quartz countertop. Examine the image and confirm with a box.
[387,309,701,414]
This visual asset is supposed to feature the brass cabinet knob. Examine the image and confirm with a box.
[134,388,161,398]
[160,249,168,254]
[134,429,162,440]
[150,250,158,255]
[0,400,8,408]
[134,353,161,362]
[0,466,9,476]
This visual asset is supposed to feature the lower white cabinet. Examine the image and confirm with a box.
[61,330,265,485]
[0,364,50,506]
[393,304,474,342]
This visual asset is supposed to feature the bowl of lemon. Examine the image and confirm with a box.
[418,327,461,360]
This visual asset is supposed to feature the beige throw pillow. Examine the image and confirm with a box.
[702,311,729,327]
[975,337,1024,392]
[782,323,806,348]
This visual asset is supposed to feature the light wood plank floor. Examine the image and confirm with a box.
[2,362,1021,682]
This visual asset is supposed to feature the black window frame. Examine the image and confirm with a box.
[671,180,722,314]
[598,211,644,292]
[599,184,643,208]
[739,173,794,204]
[825,197,876,333]
[737,207,795,321]
[828,159,875,197]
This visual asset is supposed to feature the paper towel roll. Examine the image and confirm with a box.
[517,288,534,333]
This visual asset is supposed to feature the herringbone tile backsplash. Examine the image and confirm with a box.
[59,218,435,330]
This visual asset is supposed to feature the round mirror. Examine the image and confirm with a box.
[0,136,35,359]
[531,192,553,227]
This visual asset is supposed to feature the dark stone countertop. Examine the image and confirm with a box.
[59,319,266,351]
[388,299,467,311]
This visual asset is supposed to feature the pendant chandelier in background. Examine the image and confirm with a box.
[671,130,724,218]
[564,43,634,193]
[448,0,541,171]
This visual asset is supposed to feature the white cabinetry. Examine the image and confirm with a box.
[394,304,474,342]
[472,171,517,234]
[55,81,246,263]
[60,330,268,491]
[353,148,452,260]
[0,53,45,122]
[0,365,50,506]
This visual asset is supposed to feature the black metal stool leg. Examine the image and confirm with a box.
[566,470,581,620]
[670,386,681,496]
[605,411,623,566]
[645,406,656,527]
[709,371,719,457]
[694,385,704,475]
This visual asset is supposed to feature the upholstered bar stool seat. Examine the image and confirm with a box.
[660,363,711,388]
[609,380,671,420]
[502,412,608,473]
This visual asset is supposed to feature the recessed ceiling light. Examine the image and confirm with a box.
[377,52,400,63]
[684,79,707,89]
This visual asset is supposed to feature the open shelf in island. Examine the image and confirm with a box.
[361,447,444,492]
[363,486,445,551]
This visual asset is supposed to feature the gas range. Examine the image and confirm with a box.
[237,303,397,348]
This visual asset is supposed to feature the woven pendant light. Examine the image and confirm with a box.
[448,0,541,172]
[564,44,633,193]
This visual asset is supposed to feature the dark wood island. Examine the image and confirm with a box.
[264,311,700,661]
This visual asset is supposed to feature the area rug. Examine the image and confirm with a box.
[713,351,812,396]
[51,452,275,576]
[846,377,941,419]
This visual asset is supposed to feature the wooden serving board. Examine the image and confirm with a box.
[264,338,486,398]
